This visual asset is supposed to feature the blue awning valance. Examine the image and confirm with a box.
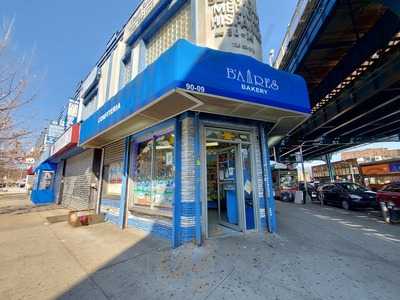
[80,39,310,147]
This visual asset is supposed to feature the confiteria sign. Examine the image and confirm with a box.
[226,67,280,95]
[98,103,121,124]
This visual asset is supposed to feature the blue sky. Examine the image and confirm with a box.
[1,0,142,143]
[1,0,298,144]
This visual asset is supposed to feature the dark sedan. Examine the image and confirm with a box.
[317,182,376,210]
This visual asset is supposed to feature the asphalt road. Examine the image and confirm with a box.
[0,194,399,300]
[272,201,400,299]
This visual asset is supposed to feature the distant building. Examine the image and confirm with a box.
[312,159,361,184]
[359,159,400,191]
[32,99,79,166]
[341,148,400,163]
[311,157,400,191]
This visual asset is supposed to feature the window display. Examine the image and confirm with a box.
[133,139,153,206]
[103,161,123,197]
[131,131,174,213]
[107,162,123,195]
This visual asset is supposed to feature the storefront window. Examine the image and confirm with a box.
[153,133,174,208]
[103,162,123,198]
[133,139,153,207]
[131,131,174,213]
[367,176,400,185]
[280,171,298,190]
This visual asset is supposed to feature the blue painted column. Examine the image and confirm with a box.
[172,118,182,248]
[118,136,131,228]
[259,125,277,233]
[194,113,202,245]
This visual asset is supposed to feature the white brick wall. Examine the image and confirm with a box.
[181,117,195,204]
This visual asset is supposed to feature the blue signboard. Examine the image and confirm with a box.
[80,39,310,145]
[31,162,57,205]
[390,162,400,173]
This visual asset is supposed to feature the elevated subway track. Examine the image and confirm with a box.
[275,0,400,161]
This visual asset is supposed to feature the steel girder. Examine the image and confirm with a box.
[282,51,400,160]
[286,0,338,73]
[288,50,400,143]
[310,10,400,105]
[368,0,400,16]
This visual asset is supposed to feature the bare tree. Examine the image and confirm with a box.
[0,19,33,175]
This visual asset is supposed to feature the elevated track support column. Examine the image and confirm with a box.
[325,154,335,182]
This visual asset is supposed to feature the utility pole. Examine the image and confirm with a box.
[299,145,309,204]
[273,146,278,162]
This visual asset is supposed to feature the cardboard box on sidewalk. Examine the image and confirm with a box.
[68,210,105,227]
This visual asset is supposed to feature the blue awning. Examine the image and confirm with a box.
[33,161,57,174]
[80,39,310,147]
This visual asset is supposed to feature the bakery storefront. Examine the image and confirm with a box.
[79,40,310,247]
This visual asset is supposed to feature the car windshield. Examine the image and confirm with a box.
[384,182,400,192]
[339,183,367,193]
[391,182,400,189]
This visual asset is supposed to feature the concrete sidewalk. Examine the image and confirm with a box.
[0,191,31,209]
[0,195,399,300]
[0,192,61,216]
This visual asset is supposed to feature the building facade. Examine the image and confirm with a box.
[341,148,400,163]
[359,159,400,191]
[33,0,311,248]
[311,159,361,184]
[30,100,97,207]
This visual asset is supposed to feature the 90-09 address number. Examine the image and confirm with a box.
[185,83,205,93]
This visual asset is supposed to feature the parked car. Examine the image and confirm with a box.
[377,182,400,223]
[299,182,318,201]
[317,182,376,210]
[279,191,295,202]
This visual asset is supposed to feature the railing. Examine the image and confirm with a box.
[274,0,315,69]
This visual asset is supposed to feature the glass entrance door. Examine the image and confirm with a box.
[216,145,240,230]
[205,127,256,237]
[241,144,255,230]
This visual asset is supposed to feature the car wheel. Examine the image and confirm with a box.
[342,200,350,210]
[380,202,391,223]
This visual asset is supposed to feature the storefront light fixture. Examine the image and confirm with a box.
[155,145,173,150]
[206,142,219,147]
